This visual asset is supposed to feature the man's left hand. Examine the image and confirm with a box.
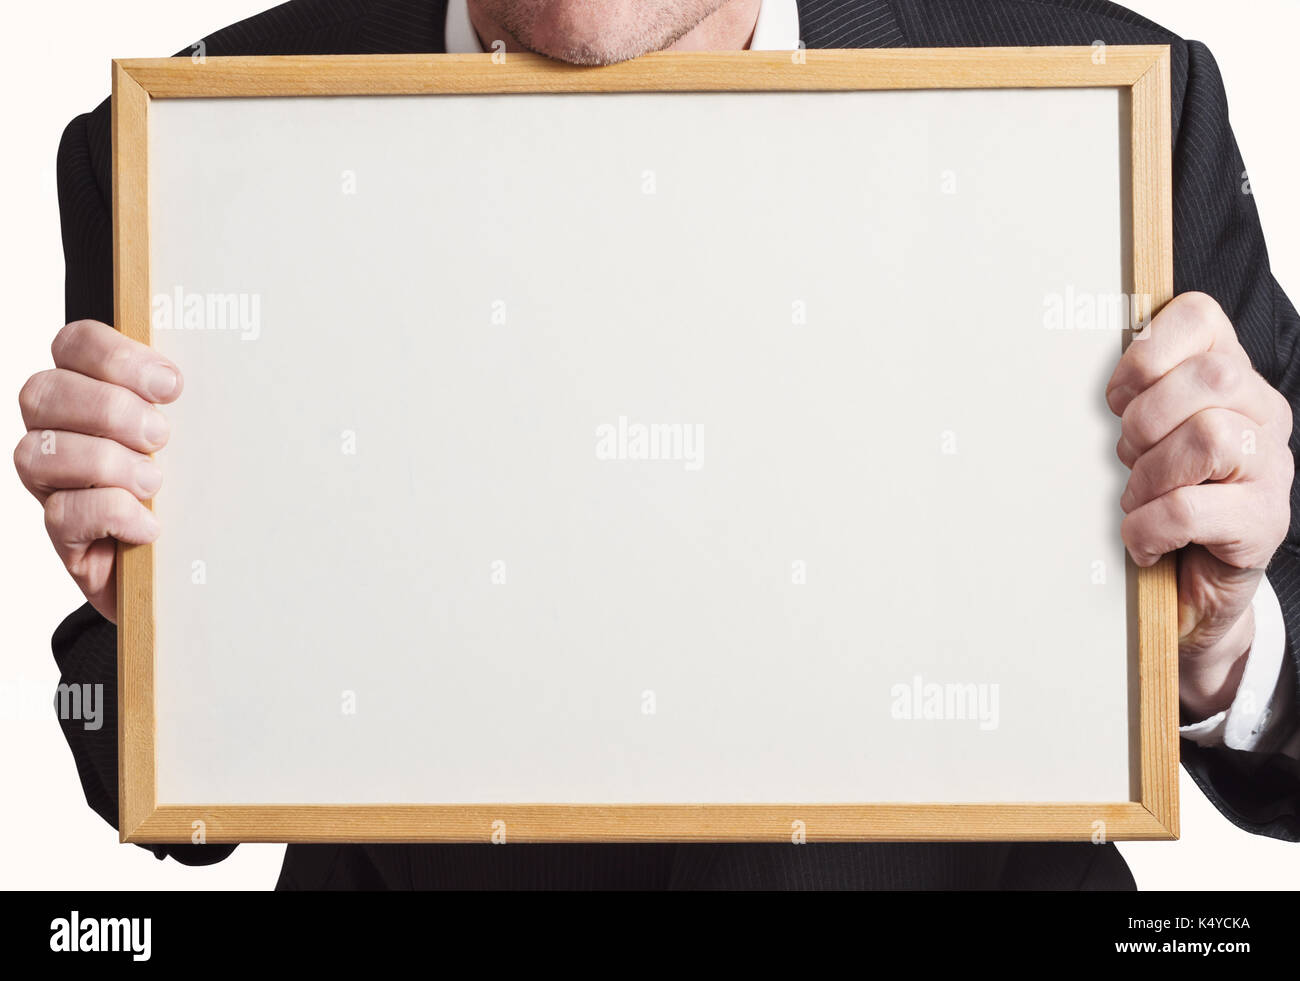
[1106,291,1294,720]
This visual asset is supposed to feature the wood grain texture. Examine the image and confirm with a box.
[116,46,1178,843]
[112,61,156,842]
[1130,48,1180,839]
[126,802,1171,843]
[116,46,1162,99]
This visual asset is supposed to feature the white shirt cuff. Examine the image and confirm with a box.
[1180,573,1289,751]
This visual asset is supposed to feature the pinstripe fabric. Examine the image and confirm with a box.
[795,0,905,48]
[50,0,1297,889]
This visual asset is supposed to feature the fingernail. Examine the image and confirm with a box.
[142,508,161,539]
[144,364,178,401]
[143,410,169,448]
[1178,603,1200,641]
[136,462,163,496]
[1119,487,1134,512]
[1108,386,1135,411]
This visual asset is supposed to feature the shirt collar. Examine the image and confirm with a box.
[444,0,483,54]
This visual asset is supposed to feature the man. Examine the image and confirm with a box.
[16,0,1300,889]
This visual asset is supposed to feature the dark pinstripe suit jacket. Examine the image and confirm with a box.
[52,0,1300,889]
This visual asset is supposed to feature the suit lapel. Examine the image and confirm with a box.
[795,0,906,48]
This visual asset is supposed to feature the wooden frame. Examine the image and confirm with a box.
[113,47,1177,844]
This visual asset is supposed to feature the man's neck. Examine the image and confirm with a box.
[466,0,765,57]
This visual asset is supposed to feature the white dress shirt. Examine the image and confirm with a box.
[443,0,1295,756]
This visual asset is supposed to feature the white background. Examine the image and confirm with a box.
[2,0,1297,890]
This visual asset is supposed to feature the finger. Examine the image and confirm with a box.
[18,369,169,453]
[63,539,118,625]
[1177,544,1263,656]
[1117,350,1283,461]
[13,430,162,506]
[1106,292,1245,416]
[45,487,159,552]
[50,319,182,403]
[1120,409,1269,512]
[1121,482,1276,570]
[44,488,160,622]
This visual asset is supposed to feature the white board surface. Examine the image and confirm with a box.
[146,87,1135,805]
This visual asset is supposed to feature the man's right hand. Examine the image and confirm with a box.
[14,320,182,623]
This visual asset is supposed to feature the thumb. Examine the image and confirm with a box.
[1176,545,1261,656]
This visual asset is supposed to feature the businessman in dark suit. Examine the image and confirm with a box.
[15,0,1300,888]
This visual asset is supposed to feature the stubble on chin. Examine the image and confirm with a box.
[473,0,726,66]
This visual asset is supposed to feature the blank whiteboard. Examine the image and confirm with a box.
[113,48,1179,842]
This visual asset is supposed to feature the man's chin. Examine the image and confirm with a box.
[513,16,697,67]
[521,37,657,67]
[476,0,722,66]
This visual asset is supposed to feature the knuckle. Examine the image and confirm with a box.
[17,371,51,422]
[12,433,29,474]
[108,347,135,382]
[1195,352,1240,395]
[1279,446,1297,483]
[81,442,114,487]
[1124,461,1146,499]
[1123,342,1155,384]
[1194,410,1234,460]
[1116,432,1131,463]
[12,431,40,478]
[1273,390,1294,432]
[1166,485,1198,528]
[50,320,87,363]
[1268,511,1290,552]
[1119,512,1138,548]
[98,387,137,438]
[1121,403,1158,451]
[65,554,92,584]
[1120,513,1152,562]
[1176,290,1225,324]
[43,491,69,534]
[1268,465,1289,509]
[102,486,135,526]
